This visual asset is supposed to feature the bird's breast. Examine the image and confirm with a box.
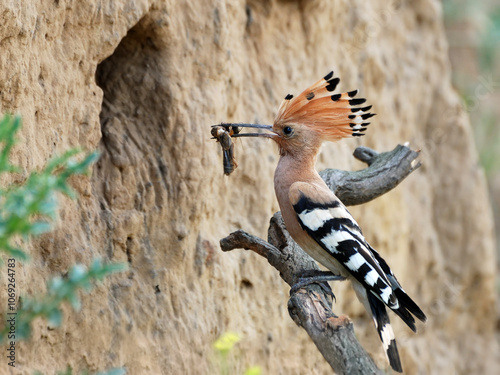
[275,184,348,277]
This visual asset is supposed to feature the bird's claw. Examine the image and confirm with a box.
[290,271,346,302]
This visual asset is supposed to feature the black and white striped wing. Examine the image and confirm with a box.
[290,185,398,310]
[290,183,404,371]
[289,182,426,373]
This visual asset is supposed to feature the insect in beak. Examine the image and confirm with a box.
[211,125,239,175]
[211,123,277,176]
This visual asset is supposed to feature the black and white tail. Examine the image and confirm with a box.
[369,245,427,332]
[367,292,403,372]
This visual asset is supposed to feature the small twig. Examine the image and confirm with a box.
[353,146,380,165]
[220,216,320,288]
[219,144,420,374]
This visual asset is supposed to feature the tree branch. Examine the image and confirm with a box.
[221,215,382,374]
[219,144,420,374]
[320,144,421,206]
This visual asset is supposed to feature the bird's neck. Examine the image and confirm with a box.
[274,150,323,195]
[273,150,328,241]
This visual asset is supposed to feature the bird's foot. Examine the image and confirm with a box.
[290,270,346,302]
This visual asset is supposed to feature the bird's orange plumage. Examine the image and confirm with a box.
[274,72,375,142]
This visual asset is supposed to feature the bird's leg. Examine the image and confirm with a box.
[291,270,346,301]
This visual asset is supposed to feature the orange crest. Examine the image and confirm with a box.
[274,71,375,142]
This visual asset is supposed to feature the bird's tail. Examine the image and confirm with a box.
[368,247,427,332]
[390,285,427,333]
[367,291,403,373]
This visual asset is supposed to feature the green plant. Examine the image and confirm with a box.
[0,258,127,342]
[0,114,99,260]
[212,332,262,375]
[0,114,127,374]
[478,6,500,72]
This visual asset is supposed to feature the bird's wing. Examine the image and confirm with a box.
[368,245,427,325]
[289,181,399,309]
[274,71,375,140]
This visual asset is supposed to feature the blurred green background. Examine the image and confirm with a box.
[443,0,500,262]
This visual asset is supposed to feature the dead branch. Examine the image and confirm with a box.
[321,144,421,206]
[220,144,420,374]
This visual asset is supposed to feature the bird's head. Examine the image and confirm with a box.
[224,71,375,158]
[271,121,323,157]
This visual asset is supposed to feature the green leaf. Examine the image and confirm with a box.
[49,276,64,292]
[47,308,63,327]
[69,264,86,283]
[213,332,241,355]
[67,292,82,311]
[3,246,29,261]
[244,366,262,375]
[56,365,73,375]
[14,320,31,340]
[30,221,53,235]
[96,368,127,375]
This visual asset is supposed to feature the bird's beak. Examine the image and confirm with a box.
[219,123,277,139]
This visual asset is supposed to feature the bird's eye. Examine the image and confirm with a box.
[283,126,294,137]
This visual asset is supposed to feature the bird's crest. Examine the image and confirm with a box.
[274,71,375,141]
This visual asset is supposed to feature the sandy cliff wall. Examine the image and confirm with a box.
[0,0,498,374]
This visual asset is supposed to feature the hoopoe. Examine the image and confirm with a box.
[226,71,426,372]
